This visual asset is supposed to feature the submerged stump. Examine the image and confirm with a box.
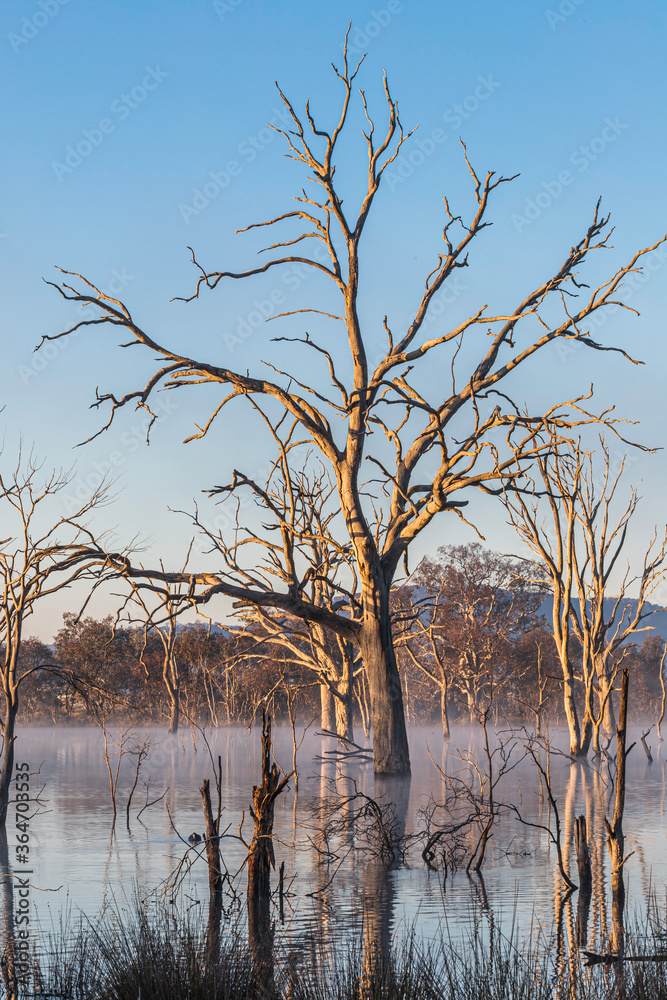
[200,776,223,962]
[247,712,292,992]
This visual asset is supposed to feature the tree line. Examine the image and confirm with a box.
[12,543,667,742]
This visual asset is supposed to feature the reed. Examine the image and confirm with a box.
[9,897,667,1000]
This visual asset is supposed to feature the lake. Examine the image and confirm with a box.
[5,722,667,967]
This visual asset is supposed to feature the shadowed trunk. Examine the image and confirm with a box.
[247,714,291,995]
[200,777,222,964]
[333,642,355,743]
[578,708,593,758]
[0,828,17,1000]
[334,687,354,744]
[605,667,629,960]
[597,668,616,738]
[358,613,410,774]
[0,695,18,828]
[574,814,592,947]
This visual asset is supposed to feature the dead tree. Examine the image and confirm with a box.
[226,458,362,742]
[42,34,667,773]
[605,666,632,959]
[506,440,667,756]
[394,584,453,738]
[574,814,592,946]
[0,451,115,824]
[200,775,223,961]
[428,706,524,874]
[118,554,200,734]
[247,713,292,964]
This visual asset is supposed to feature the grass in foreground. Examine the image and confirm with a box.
[6,900,667,999]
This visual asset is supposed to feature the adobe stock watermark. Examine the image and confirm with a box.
[511,117,628,234]
[51,66,168,181]
[60,395,180,515]
[555,242,667,365]
[384,75,501,192]
[178,106,293,223]
[17,267,134,385]
[222,244,330,353]
[213,0,244,20]
[344,1,404,56]
[367,277,468,374]
[192,452,304,557]
[546,0,586,31]
[7,0,72,53]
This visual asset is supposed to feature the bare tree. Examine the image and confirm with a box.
[395,587,453,738]
[42,38,666,772]
[395,544,543,731]
[222,455,362,741]
[0,451,114,823]
[506,440,667,755]
[118,552,201,734]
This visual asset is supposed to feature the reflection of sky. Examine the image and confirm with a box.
[1,1,666,639]
[18,723,667,959]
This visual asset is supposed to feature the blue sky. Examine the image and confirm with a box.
[2,0,666,638]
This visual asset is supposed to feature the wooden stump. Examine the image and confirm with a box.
[200,776,223,962]
[574,814,592,947]
[247,713,293,995]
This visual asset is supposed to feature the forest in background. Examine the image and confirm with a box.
[15,542,667,737]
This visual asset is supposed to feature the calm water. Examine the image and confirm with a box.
[9,723,667,959]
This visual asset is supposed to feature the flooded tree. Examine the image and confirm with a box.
[0,453,114,825]
[246,714,292,991]
[43,37,666,773]
[506,441,667,756]
[227,458,361,741]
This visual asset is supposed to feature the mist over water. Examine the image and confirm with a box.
[13,723,667,958]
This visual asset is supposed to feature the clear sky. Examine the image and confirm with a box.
[2,0,666,640]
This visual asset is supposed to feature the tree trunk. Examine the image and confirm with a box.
[168,688,180,734]
[320,683,335,732]
[605,667,629,959]
[358,610,410,774]
[592,715,603,755]
[163,648,180,734]
[597,667,616,737]
[247,714,290,992]
[562,663,581,757]
[577,704,593,757]
[355,670,371,739]
[0,694,18,828]
[440,682,450,739]
[658,647,666,741]
[334,688,354,743]
[200,777,222,964]
[574,814,592,947]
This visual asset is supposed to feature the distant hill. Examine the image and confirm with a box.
[537,597,667,645]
